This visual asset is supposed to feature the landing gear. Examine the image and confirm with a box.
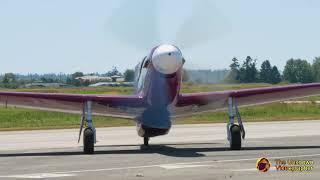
[229,124,241,150]
[83,128,94,154]
[78,101,96,154]
[144,137,149,146]
[227,97,245,150]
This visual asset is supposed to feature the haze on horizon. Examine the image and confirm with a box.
[0,0,319,74]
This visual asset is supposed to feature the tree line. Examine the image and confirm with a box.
[0,67,135,88]
[1,57,320,89]
[225,56,320,84]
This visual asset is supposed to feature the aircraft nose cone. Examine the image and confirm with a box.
[152,44,183,74]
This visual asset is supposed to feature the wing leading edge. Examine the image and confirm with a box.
[2,83,320,118]
[0,92,147,118]
[174,83,320,116]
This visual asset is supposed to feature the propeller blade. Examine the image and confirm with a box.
[105,0,160,50]
[105,0,230,51]
[174,0,231,49]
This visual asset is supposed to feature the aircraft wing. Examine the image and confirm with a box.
[0,92,147,119]
[174,83,320,117]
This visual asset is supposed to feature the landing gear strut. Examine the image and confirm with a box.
[144,137,149,146]
[227,97,245,150]
[78,101,96,154]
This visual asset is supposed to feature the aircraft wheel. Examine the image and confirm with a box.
[230,124,241,150]
[144,137,149,146]
[83,128,94,154]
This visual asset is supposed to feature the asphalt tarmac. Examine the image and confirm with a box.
[0,120,319,179]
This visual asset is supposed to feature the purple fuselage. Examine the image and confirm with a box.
[134,47,182,137]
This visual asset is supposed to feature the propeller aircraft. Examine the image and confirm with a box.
[1,44,320,154]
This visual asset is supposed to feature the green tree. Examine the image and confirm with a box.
[270,66,281,84]
[283,59,313,83]
[283,59,297,82]
[40,77,54,83]
[71,72,84,86]
[225,57,240,83]
[1,73,19,88]
[66,77,72,85]
[259,60,281,84]
[2,73,16,84]
[312,57,320,82]
[230,57,240,70]
[239,56,258,83]
[107,66,121,76]
[123,69,135,82]
[259,60,272,83]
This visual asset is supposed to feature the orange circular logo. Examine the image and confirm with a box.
[256,157,271,172]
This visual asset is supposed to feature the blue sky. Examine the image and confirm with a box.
[0,0,319,74]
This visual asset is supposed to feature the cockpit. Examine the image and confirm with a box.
[135,57,150,93]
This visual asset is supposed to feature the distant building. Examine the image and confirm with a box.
[110,75,125,82]
[89,82,134,87]
[75,75,125,82]
[24,82,73,88]
[75,76,111,82]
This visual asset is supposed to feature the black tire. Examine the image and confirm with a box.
[83,128,94,154]
[144,137,149,146]
[230,125,241,150]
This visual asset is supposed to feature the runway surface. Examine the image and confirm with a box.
[0,120,320,179]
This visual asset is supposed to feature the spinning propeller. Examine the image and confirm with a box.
[103,0,231,128]
[105,0,230,51]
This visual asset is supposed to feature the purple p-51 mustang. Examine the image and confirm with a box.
[1,44,320,154]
